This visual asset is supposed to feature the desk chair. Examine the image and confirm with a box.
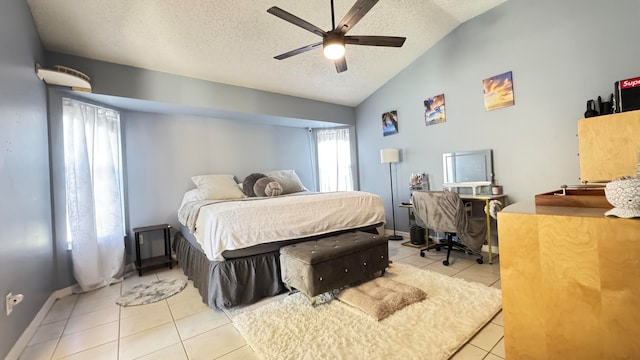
[412,191,486,266]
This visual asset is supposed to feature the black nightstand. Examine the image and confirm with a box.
[133,224,173,276]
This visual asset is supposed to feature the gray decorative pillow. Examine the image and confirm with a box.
[253,177,283,197]
[243,173,266,197]
[263,169,307,194]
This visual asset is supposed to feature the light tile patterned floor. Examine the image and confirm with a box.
[19,240,503,359]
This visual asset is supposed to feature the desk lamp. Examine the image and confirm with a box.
[380,148,402,240]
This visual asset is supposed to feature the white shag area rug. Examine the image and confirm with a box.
[116,279,187,306]
[231,263,502,360]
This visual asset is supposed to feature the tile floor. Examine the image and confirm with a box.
[18,240,504,360]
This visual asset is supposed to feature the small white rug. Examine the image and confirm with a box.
[116,279,187,306]
[231,263,501,360]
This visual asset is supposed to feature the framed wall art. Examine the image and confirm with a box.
[424,94,446,126]
[382,110,399,136]
[483,71,514,111]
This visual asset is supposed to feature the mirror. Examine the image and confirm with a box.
[443,149,493,184]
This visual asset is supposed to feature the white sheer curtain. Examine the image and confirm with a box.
[63,98,125,292]
[317,128,354,192]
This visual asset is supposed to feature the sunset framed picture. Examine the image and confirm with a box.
[483,71,514,111]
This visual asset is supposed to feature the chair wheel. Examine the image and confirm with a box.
[476,258,484,264]
[443,260,449,266]
[420,252,425,257]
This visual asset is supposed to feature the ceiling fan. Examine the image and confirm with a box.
[267,0,406,73]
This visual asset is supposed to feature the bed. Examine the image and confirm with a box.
[174,172,386,308]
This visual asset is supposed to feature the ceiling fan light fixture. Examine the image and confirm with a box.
[323,34,345,60]
[268,0,405,72]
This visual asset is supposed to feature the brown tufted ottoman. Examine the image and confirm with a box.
[280,231,388,298]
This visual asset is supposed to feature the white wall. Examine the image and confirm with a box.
[355,0,640,232]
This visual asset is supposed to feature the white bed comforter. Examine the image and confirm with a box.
[178,191,386,261]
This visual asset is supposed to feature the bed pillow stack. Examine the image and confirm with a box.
[190,174,246,200]
[185,170,306,201]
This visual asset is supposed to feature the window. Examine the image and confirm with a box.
[62,98,125,250]
[62,98,126,289]
[316,128,353,192]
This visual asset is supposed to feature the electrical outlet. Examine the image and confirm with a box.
[6,292,24,315]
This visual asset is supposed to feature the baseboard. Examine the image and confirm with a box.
[5,285,75,360]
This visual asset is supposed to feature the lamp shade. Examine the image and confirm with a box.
[380,148,400,164]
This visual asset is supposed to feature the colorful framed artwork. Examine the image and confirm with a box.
[424,94,446,126]
[483,71,514,111]
[382,110,399,136]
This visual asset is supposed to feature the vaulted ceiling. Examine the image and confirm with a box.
[27,0,506,107]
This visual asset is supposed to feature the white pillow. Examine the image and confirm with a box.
[190,174,246,199]
[263,170,307,194]
[182,188,207,203]
[179,189,205,211]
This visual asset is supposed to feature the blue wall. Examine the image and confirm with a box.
[122,110,316,260]
[45,52,356,128]
[0,1,53,358]
[48,87,319,265]
[355,0,640,233]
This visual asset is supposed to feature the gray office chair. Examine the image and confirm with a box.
[411,191,486,266]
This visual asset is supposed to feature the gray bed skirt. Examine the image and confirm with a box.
[173,231,285,308]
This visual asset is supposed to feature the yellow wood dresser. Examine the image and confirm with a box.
[498,202,640,359]
[578,109,640,182]
[500,109,640,358]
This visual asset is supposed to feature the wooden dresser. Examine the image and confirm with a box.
[498,203,640,359]
[499,110,640,359]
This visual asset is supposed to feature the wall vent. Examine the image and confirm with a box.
[35,64,92,92]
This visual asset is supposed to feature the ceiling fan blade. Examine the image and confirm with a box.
[345,35,406,47]
[335,0,379,34]
[334,57,348,73]
[267,7,326,37]
[274,42,323,60]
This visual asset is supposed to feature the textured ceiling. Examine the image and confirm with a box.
[26,0,506,107]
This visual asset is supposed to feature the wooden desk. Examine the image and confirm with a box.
[402,194,507,264]
[458,194,507,264]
